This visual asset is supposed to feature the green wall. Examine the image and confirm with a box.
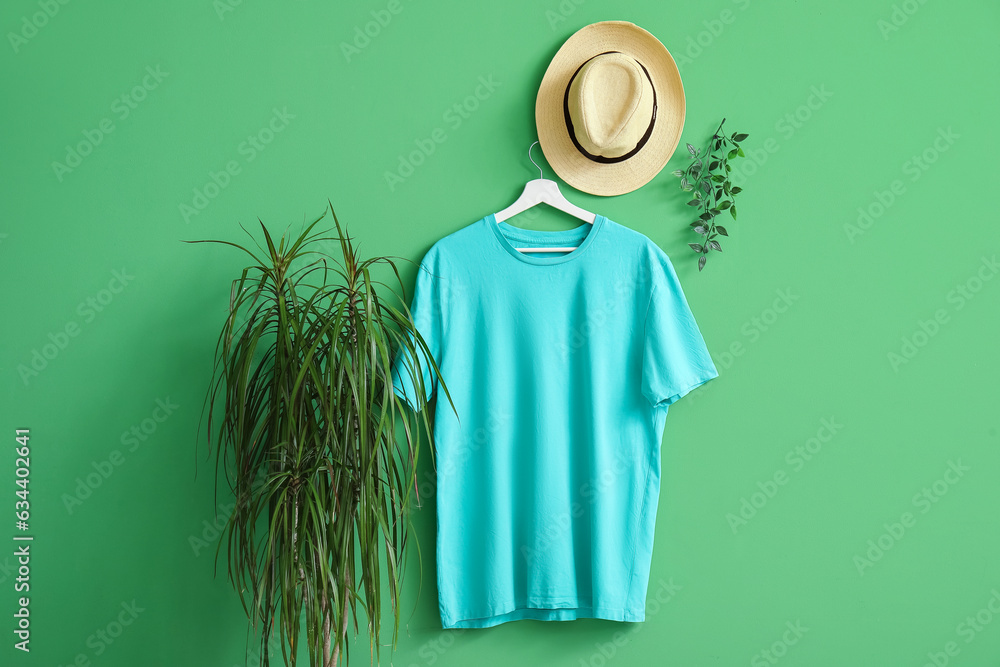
[3,0,1000,665]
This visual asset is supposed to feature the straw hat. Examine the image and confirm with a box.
[535,21,685,196]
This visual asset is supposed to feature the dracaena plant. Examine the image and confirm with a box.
[673,118,749,271]
[187,202,452,667]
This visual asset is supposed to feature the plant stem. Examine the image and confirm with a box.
[330,561,351,666]
[714,117,727,137]
[322,592,331,667]
[700,118,731,240]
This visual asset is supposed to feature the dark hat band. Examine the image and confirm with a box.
[562,50,658,164]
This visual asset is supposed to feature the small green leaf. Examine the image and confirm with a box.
[687,143,698,156]
[731,186,742,194]
[727,148,738,160]
[680,177,690,190]
[694,225,707,235]
[700,212,713,220]
[709,160,720,170]
[688,199,701,207]
[718,200,732,210]
[672,169,684,177]
[689,243,704,252]
[725,164,731,172]
[698,254,707,271]
[711,174,725,183]
[708,240,722,252]
[737,147,745,157]
[733,133,749,142]
[715,225,729,236]
[689,221,702,228]
[730,205,737,219]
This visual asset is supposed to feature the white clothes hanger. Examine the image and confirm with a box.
[494,141,597,253]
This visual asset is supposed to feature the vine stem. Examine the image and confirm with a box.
[696,118,730,261]
[714,117,727,137]
[681,118,743,267]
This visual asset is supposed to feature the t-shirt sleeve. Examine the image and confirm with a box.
[641,252,719,408]
[390,257,443,413]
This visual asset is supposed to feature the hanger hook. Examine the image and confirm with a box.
[528,140,544,180]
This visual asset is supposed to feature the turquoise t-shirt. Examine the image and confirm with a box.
[391,212,719,629]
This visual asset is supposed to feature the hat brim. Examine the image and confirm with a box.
[536,21,685,197]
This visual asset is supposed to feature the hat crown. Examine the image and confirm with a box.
[567,53,655,159]
[535,20,685,196]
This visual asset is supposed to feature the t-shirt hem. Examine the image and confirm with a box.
[441,601,645,629]
[655,368,720,408]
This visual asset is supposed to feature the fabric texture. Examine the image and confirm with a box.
[391,213,719,629]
